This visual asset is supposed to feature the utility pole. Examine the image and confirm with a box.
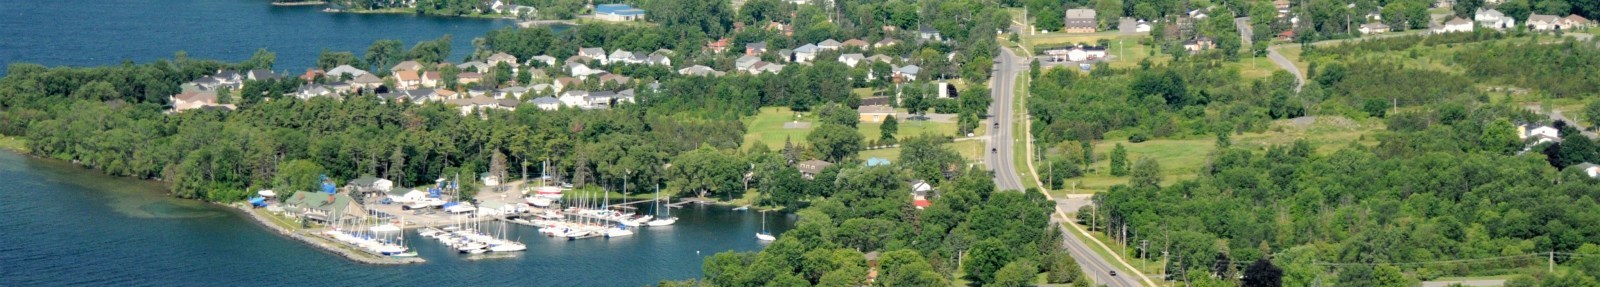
[1550,251,1556,273]
[1140,239,1150,271]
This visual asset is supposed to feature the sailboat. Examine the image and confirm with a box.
[755,210,775,241]
[646,184,677,226]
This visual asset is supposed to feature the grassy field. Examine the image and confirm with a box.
[743,107,973,149]
[0,135,26,153]
[1048,116,1382,196]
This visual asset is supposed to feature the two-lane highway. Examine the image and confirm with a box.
[987,47,1143,287]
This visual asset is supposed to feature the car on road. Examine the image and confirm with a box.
[1109,271,1117,276]
[991,148,997,153]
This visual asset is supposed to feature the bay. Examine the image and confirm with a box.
[0,151,791,286]
[0,0,515,75]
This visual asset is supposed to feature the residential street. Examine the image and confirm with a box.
[989,46,1143,287]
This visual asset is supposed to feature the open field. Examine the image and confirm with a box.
[0,135,26,153]
[743,107,973,149]
[1048,116,1382,196]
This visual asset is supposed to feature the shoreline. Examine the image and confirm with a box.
[229,204,426,265]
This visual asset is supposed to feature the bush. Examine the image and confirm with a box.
[1128,131,1149,143]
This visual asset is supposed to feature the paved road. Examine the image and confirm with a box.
[987,48,1027,192]
[989,46,1142,287]
[1421,279,1506,287]
[1524,105,1599,138]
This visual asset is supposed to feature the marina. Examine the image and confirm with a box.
[0,151,791,286]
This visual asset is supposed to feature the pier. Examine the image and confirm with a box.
[234,205,424,265]
[517,20,577,28]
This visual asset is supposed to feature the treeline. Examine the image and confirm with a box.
[1084,101,1600,285]
[1454,38,1600,98]
[675,169,1092,286]
[1026,57,1295,145]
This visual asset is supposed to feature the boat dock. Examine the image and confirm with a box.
[234,205,424,265]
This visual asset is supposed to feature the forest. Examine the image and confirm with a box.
[1028,22,1600,285]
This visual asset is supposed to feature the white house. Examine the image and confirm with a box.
[1433,17,1474,33]
[530,96,561,111]
[569,63,605,79]
[818,39,842,51]
[579,47,608,64]
[1359,22,1391,35]
[594,4,646,22]
[325,65,369,79]
[793,44,819,63]
[1526,14,1560,31]
[385,188,427,204]
[487,52,519,69]
[838,53,866,67]
[1474,9,1515,30]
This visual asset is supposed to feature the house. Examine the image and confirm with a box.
[294,85,335,100]
[1064,9,1098,33]
[918,25,943,42]
[1136,21,1153,32]
[841,39,869,49]
[645,52,672,66]
[598,73,632,86]
[818,39,842,51]
[559,90,590,107]
[171,91,235,112]
[1571,163,1600,178]
[1562,15,1593,29]
[421,71,442,88]
[746,41,768,55]
[736,55,762,72]
[1274,0,1291,14]
[569,63,605,79]
[531,96,561,110]
[707,38,731,53]
[501,4,538,17]
[395,70,421,89]
[346,175,394,196]
[524,55,556,68]
[1474,9,1514,30]
[1432,17,1474,33]
[300,68,325,82]
[487,52,518,68]
[1519,124,1560,142]
[1527,14,1561,31]
[283,192,366,224]
[1276,30,1296,41]
[457,61,491,72]
[678,65,725,77]
[909,180,933,209]
[1044,46,1109,62]
[579,47,608,63]
[893,65,921,82]
[323,64,366,78]
[609,49,637,65]
[868,54,895,64]
[874,38,901,49]
[793,44,819,63]
[1359,22,1391,34]
[496,86,529,99]
[839,53,866,67]
[392,61,424,73]
[594,4,646,22]
[449,96,504,115]
[246,69,280,81]
[796,160,834,179]
[752,62,785,74]
[457,72,484,85]
[351,73,384,90]
[1182,37,1215,52]
[385,188,427,204]
[859,105,894,123]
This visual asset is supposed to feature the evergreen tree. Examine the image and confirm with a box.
[1110,143,1129,176]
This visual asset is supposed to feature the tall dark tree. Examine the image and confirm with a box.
[1242,258,1283,287]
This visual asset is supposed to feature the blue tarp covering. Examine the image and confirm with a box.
[442,202,459,208]
[428,188,442,198]
[249,197,267,207]
[322,182,336,194]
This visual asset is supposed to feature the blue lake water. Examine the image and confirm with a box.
[0,0,515,75]
[0,151,792,286]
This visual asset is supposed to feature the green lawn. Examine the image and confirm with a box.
[743,107,971,149]
[0,135,26,153]
[1050,116,1382,196]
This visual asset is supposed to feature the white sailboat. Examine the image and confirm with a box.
[646,184,677,226]
[755,210,775,241]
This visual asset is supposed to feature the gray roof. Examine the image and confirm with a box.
[1476,8,1504,18]
[1528,14,1560,23]
[1066,9,1097,20]
[795,44,819,53]
[530,96,560,104]
[580,47,606,56]
[326,65,369,77]
[897,65,921,75]
[818,39,841,47]
[747,41,767,50]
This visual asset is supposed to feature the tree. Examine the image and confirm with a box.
[216,88,234,105]
[989,259,1039,287]
[1129,157,1161,189]
[316,49,359,70]
[240,48,276,70]
[963,239,1014,285]
[1558,134,1597,168]
[880,116,898,144]
[903,89,929,118]
[1584,99,1600,130]
[818,104,860,128]
[1242,258,1283,287]
[365,39,404,72]
[1109,143,1129,176]
[273,159,326,195]
[807,124,863,162]
[1482,119,1522,154]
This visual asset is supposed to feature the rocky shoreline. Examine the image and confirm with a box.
[231,204,425,265]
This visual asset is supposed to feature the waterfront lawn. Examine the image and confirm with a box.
[743,107,968,149]
[0,135,26,153]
